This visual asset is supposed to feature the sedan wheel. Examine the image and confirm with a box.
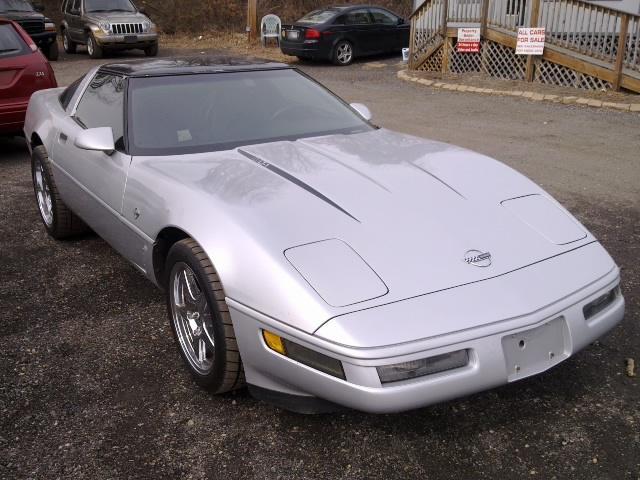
[33,155,53,227]
[333,41,354,66]
[166,238,244,392]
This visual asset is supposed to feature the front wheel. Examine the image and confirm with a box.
[62,29,76,54]
[87,33,102,59]
[166,238,244,393]
[144,43,158,57]
[44,40,59,61]
[332,40,354,66]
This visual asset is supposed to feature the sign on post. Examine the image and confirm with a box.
[516,28,546,55]
[457,27,480,53]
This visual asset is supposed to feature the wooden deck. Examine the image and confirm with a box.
[409,0,640,93]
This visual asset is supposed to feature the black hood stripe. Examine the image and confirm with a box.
[238,149,360,223]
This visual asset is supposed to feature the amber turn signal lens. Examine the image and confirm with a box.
[262,330,286,355]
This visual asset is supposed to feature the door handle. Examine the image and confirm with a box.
[59,132,68,143]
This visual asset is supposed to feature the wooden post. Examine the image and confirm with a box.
[409,16,416,69]
[442,37,450,73]
[441,0,449,36]
[613,14,629,91]
[247,0,257,43]
[480,0,490,36]
[525,0,541,82]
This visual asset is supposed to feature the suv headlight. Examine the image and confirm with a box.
[44,19,56,32]
[98,21,110,33]
[143,20,151,31]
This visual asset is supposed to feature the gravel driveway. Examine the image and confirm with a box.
[1,47,638,480]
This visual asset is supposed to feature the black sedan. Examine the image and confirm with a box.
[280,5,409,66]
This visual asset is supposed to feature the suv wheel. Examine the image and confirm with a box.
[87,33,102,59]
[62,29,76,54]
[44,40,59,61]
[144,43,158,57]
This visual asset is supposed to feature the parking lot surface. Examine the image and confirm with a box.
[1,48,639,479]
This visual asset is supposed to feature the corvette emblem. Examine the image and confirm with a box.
[463,250,492,267]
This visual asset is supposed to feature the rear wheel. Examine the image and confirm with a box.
[62,29,76,54]
[44,40,59,61]
[31,145,89,239]
[332,40,354,66]
[166,238,244,393]
[87,33,102,58]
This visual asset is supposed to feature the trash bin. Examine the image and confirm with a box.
[402,48,410,62]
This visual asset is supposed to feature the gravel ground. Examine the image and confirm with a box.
[1,46,639,480]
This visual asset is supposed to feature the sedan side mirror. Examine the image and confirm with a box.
[74,127,115,153]
[398,17,405,25]
[350,103,372,122]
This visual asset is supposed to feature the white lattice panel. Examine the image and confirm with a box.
[534,59,612,90]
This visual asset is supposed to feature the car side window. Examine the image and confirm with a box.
[74,72,125,145]
[344,9,372,25]
[59,76,83,110]
[370,9,398,25]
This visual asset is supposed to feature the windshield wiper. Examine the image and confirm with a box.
[0,48,19,52]
[104,8,134,12]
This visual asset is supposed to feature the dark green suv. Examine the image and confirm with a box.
[0,0,58,60]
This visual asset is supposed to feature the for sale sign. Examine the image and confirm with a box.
[516,27,546,55]
[457,27,480,53]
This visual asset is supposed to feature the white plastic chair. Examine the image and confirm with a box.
[261,14,281,47]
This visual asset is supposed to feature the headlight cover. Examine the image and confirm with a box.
[377,349,470,384]
[98,21,110,33]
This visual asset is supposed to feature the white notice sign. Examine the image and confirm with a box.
[516,27,546,55]
[457,27,481,53]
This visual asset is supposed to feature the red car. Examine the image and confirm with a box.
[0,18,56,135]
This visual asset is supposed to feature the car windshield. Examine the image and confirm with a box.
[129,69,373,156]
[0,0,35,12]
[85,0,135,13]
[0,23,28,57]
[297,9,338,24]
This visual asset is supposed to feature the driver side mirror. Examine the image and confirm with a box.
[138,6,146,14]
[350,103,372,122]
[398,17,406,25]
[75,127,115,154]
[34,3,45,12]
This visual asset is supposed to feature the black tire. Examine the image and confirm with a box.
[87,33,102,59]
[165,238,244,393]
[62,29,76,54]
[332,40,354,66]
[144,43,158,57]
[44,40,59,61]
[31,145,89,239]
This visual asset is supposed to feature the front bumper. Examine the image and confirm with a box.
[229,246,625,414]
[29,31,57,48]
[94,32,157,49]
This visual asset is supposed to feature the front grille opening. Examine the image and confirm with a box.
[377,349,470,384]
[583,287,618,320]
[112,23,143,34]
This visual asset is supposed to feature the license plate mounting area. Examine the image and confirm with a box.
[502,317,570,382]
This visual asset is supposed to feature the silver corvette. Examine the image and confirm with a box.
[24,56,624,413]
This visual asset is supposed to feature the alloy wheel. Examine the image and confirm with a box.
[170,263,216,374]
[337,43,353,64]
[34,158,53,227]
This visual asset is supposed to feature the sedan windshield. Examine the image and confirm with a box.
[129,69,373,156]
[85,0,135,12]
[0,0,35,12]
[297,9,339,24]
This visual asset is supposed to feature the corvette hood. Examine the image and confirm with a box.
[237,129,591,300]
[131,129,595,332]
